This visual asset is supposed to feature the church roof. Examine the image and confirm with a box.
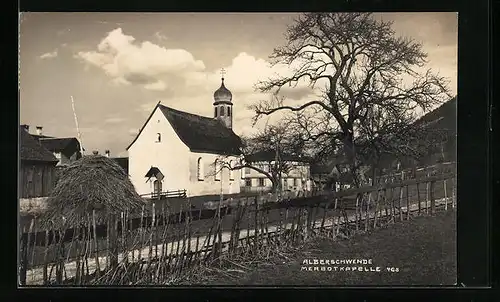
[126,102,242,155]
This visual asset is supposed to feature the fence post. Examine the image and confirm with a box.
[109,214,119,269]
[430,180,436,215]
[19,232,28,286]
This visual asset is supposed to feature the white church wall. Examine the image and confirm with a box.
[128,107,190,196]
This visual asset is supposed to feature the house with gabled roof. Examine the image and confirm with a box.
[21,124,83,166]
[126,76,243,198]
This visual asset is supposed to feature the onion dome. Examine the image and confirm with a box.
[213,78,232,102]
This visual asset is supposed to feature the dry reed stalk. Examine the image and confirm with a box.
[416,182,422,215]
[55,229,66,284]
[333,198,339,238]
[355,194,360,232]
[74,226,82,285]
[228,201,240,256]
[173,206,183,273]
[373,190,380,228]
[245,199,251,252]
[146,203,156,276]
[92,210,100,278]
[443,176,448,211]
[399,177,404,221]
[194,208,202,259]
[186,201,194,267]
[320,201,330,232]
[289,207,297,242]
[253,198,259,254]
[389,188,395,223]
[159,204,170,279]
[426,172,430,214]
[122,211,128,264]
[365,192,372,231]
[19,228,28,286]
[29,219,36,270]
[406,185,410,220]
[452,177,456,208]
[278,207,284,245]
[139,205,145,261]
[179,206,190,273]
[149,204,155,262]
[42,230,49,284]
[129,211,135,263]
[430,181,436,215]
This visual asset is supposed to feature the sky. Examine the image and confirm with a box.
[19,12,458,157]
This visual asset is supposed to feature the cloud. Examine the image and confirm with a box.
[75,28,206,91]
[40,50,58,59]
[104,116,125,124]
[144,80,167,91]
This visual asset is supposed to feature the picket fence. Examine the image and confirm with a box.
[18,163,456,286]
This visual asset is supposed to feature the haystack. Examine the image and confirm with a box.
[39,155,146,229]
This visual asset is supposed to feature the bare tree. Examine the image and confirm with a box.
[250,13,452,187]
[213,122,307,194]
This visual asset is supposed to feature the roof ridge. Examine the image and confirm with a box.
[159,104,218,122]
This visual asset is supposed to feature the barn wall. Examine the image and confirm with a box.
[19,162,56,198]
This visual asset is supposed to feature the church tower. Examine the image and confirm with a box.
[213,68,233,129]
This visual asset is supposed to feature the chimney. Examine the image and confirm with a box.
[21,124,30,132]
[36,126,43,136]
[92,150,99,155]
[105,150,110,157]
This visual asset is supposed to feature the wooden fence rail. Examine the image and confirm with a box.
[18,164,456,286]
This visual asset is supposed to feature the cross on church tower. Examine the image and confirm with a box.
[220,68,226,80]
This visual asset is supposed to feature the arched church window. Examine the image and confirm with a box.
[214,107,217,117]
[156,133,161,143]
[220,106,225,116]
[197,157,204,181]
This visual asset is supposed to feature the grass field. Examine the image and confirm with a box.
[182,209,456,286]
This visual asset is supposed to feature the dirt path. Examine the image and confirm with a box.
[188,209,456,286]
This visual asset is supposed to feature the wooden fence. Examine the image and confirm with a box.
[18,164,456,286]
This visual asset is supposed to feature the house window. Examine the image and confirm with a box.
[245,167,251,175]
[156,133,161,143]
[220,106,225,116]
[228,107,231,116]
[229,160,234,181]
[197,157,204,181]
[215,159,221,181]
[283,178,288,189]
[245,178,252,187]
[293,178,298,187]
[258,178,265,187]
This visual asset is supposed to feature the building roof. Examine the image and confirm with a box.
[414,96,456,134]
[145,166,162,178]
[127,102,242,155]
[245,150,310,163]
[31,134,54,140]
[39,137,81,153]
[112,157,129,174]
[19,126,58,163]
